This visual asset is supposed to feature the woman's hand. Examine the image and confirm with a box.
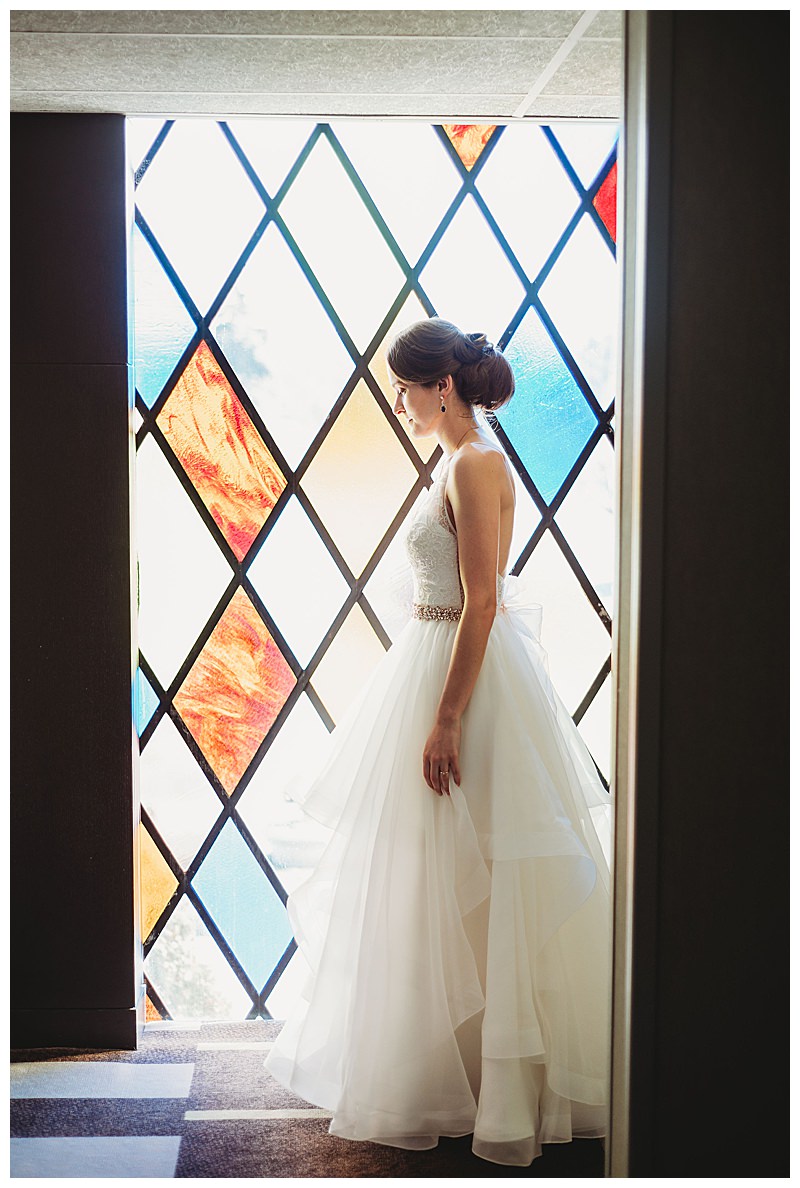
[423,716,462,796]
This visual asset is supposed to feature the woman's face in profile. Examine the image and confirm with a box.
[388,368,441,438]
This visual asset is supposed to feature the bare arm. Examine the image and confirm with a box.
[422,447,506,796]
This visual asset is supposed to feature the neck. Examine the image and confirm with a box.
[439,409,485,458]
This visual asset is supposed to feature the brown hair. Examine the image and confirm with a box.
[386,317,515,413]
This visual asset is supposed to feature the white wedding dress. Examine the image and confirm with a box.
[264,444,613,1166]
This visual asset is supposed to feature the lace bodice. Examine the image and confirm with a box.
[404,449,507,610]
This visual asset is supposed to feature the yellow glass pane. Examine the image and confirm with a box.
[443,123,497,171]
[139,824,179,942]
[301,380,418,575]
[311,602,387,724]
[174,587,296,794]
[157,341,286,561]
[370,295,438,464]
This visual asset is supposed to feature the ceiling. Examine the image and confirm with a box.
[9,9,623,120]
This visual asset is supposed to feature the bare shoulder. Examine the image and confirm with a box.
[449,441,511,493]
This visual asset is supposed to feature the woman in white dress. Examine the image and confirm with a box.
[265,317,613,1166]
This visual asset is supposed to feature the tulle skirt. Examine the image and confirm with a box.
[264,581,613,1166]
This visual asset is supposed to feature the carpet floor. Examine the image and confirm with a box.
[10,1020,605,1178]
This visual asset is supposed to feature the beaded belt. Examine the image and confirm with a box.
[412,603,462,622]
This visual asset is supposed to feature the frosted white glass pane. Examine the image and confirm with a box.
[144,896,252,1021]
[136,436,231,687]
[225,118,317,195]
[140,715,222,870]
[135,120,266,315]
[127,116,169,174]
[211,224,355,470]
[576,673,612,783]
[237,692,332,889]
[539,213,619,409]
[555,435,616,616]
[247,496,351,667]
[521,530,610,715]
[279,136,406,352]
[477,124,581,282]
[418,193,527,343]
[551,122,619,188]
[331,120,461,266]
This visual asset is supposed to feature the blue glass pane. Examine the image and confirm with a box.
[192,819,293,989]
[498,307,597,503]
[133,666,160,736]
[132,223,196,408]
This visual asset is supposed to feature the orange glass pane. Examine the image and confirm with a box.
[157,340,286,561]
[301,380,419,575]
[593,160,617,242]
[370,296,438,463]
[443,123,496,171]
[139,824,178,942]
[174,587,296,794]
[145,993,164,1022]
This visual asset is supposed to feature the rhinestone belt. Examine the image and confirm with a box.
[412,603,462,622]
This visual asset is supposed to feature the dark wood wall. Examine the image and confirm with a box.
[624,12,788,1177]
[11,114,142,1048]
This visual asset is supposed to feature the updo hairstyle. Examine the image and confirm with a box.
[386,317,515,414]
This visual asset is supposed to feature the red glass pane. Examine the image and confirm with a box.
[174,587,296,795]
[443,123,496,171]
[157,341,286,561]
[593,160,617,242]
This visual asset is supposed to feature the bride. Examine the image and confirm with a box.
[265,317,613,1166]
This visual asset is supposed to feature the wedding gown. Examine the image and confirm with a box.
[264,444,613,1166]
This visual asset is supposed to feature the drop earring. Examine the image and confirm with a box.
[441,400,446,413]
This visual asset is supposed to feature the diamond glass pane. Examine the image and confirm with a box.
[521,531,610,715]
[576,672,612,782]
[174,587,296,795]
[144,895,253,1021]
[139,824,178,942]
[237,693,332,894]
[330,121,462,267]
[135,120,266,315]
[247,495,351,668]
[156,341,286,561]
[551,123,619,188]
[476,125,581,283]
[265,949,308,1021]
[369,297,438,463]
[140,714,223,871]
[131,223,196,408]
[418,193,527,343]
[211,223,355,470]
[554,435,616,615]
[225,118,317,196]
[311,603,387,725]
[136,434,232,688]
[443,123,496,171]
[539,212,619,409]
[192,819,293,990]
[278,135,406,352]
[134,666,160,737]
[301,380,418,576]
[498,307,598,503]
[127,117,169,175]
[508,466,544,570]
[593,160,618,242]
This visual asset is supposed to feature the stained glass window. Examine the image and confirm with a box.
[128,117,619,1022]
